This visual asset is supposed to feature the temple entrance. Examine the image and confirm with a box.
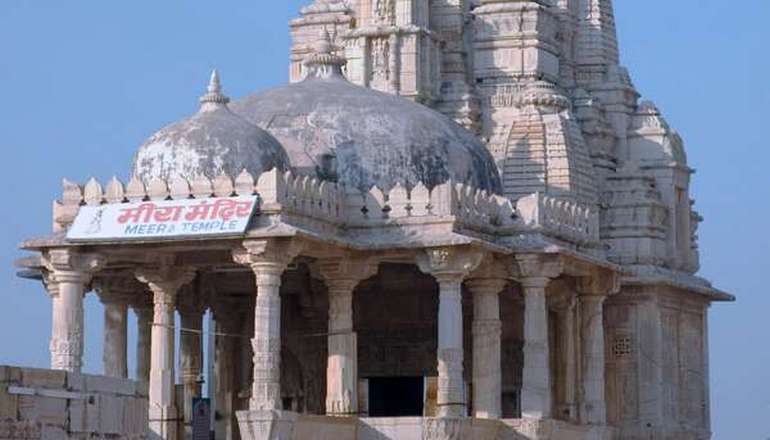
[367,377,425,417]
[354,263,439,417]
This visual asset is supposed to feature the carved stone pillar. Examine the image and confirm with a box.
[98,291,128,378]
[577,271,618,425]
[436,273,465,417]
[579,295,606,424]
[137,267,196,440]
[555,297,578,422]
[514,254,562,419]
[233,239,302,411]
[178,286,206,434]
[43,250,104,373]
[94,278,137,379]
[211,299,238,440]
[418,247,483,418]
[466,278,506,419]
[133,294,153,384]
[521,276,551,418]
[317,256,378,416]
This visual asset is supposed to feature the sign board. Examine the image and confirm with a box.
[191,397,211,440]
[67,196,259,241]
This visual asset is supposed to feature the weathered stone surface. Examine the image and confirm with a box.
[19,369,66,390]
[83,374,135,396]
[0,366,148,439]
[0,386,18,419]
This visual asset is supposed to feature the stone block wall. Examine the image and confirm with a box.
[0,366,148,439]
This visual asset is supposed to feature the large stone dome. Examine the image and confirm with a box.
[132,71,289,182]
[230,35,502,194]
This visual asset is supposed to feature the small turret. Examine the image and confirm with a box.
[302,29,347,80]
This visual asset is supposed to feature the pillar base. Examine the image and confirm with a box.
[236,410,299,440]
[501,417,616,440]
[359,417,500,440]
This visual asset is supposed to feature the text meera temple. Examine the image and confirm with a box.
[7,1,732,440]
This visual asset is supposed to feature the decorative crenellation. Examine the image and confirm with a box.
[56,168,607,246]
[516,192,600,246]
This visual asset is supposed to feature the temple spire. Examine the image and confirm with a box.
[199,69,230,111]
[302,28,346,80]
[575,0,620,84]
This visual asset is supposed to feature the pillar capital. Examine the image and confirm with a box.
[42,273,60,298]
[417,246,484,281]
[93,276,140,305]
[136,266,196,300]
[512,253,563,283]
[43,249,105,284]
[232,238,303,275]
[576,268,621,297]
[465,278,508,296]
[176,284,207,316]
[130,292,154,316]
[316,254,378,291]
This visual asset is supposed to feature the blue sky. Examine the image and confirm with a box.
[0,1,767,438]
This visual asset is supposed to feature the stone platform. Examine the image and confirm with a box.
[0,365,148,439]
[236,410,616,440]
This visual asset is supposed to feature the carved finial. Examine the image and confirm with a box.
[199,69,230,110]
[303,28,346,80]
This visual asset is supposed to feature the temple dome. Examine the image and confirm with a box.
[132,70,289,182]
[230,33,502,193]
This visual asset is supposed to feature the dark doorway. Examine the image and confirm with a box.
[368,377,424,417]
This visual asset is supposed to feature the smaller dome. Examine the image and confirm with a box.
[132,70,289,182]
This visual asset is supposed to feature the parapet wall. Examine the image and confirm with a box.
[0,366,147,439]
[51,168,601,247]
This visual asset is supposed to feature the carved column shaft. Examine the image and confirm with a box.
[102,300,128,378]
[135,307,153,383]
[234,239,301,412]
[468,279,505,419]
[179,309,204,425]
[150,288,178,439]
[436,274,465,417]
[250,264,283,410]
[211,302,238,440]
[137,269,195,440]
[50,271,89,373]
[521,277,552,418]
[557,302,578,421]
[579,295,607,424]
[326,279,358,416]
[418,247,484,418]
[45,251,103,374]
